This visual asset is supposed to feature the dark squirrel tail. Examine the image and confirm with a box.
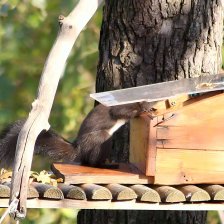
[0,120,78,168]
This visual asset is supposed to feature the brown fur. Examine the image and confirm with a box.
[0,102,154,167]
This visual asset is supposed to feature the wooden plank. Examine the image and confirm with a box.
[130,185,161,202]
[32,183,64,200]
[58,184,86,200]
[1,198,224,210]
[152,186,186,202]
[51,163,153,184]
[130,116,157,176]
[130,116,150,173]
[157,93,224,127]
[155,149,224,185]
[106,184,137,200]
[157,124,224,150]
[12,199,224,210]
[156,93,224,150]
[153,91,222,116]
[177,185,210,202]
[2,197,224,210]
[146,118,157,176]
[90,74,224,106]
[81,184,112,200]
[201,185,224,201]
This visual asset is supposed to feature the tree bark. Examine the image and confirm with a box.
[78,0,223,223]
[77,210,208,224]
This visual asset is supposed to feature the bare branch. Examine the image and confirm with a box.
[10,0,103,219]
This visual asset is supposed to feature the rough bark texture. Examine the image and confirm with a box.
[96,0,223,90]
[77,210,208,224]
[78,0,223,223]
[96,0,223,165]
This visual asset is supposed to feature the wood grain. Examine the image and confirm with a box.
[155,149,224,185]
[52,163,153,184]
[157,124,224,150]
[130,116,158,176]
[0,198,224,210]
[81,184,112,200]
[130,185,161,202]
[201,185,224,201]
[152,186,186,202]
[0,184,10,198]
[58,184,86,200]
[146,118,157,176]
[177,185,210,202]
[130,116,150,173]
[152,92,222,116]
[157,93,224,127]
[3,182,39,199]
[32,183,64,200]
[1,183,224,209]
[106,184,137,200]
[156,93,224,150]
[27,185,39,199]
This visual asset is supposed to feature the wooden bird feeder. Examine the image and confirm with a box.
[2,78,224,212]
[52,87,224,186]
[129,91,224,185]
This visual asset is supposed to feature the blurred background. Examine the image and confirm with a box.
[0,0,101,223]
[0,0,101,138]
[0,0,223,223]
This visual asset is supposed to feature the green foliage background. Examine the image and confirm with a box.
[0,0,223,223]
[0,0,101,223]
[0,0,101,137]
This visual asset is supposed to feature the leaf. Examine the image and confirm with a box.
[29,170,63,186]
[35,170,52,184]
[56,178,63,183]
[50,179,57,187]
[0,169,12,180]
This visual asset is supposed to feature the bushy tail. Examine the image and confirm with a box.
[0,120,78,168]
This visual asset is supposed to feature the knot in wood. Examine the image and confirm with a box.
[58,15,65,27]
[58,15,65,21]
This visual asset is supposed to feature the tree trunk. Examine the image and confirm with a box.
[78,0,223,223]
[77,210,208,224]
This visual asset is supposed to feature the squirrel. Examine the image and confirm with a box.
[0,101,154,168]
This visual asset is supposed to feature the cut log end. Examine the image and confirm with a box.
[177,185,210,202]
[106,184,137,200]
[81,184,112,200]
[131,185,161,202]
[0,184,10,198]
[201,185,224,201]
[58,184,86,200]
[153,186,186,203]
